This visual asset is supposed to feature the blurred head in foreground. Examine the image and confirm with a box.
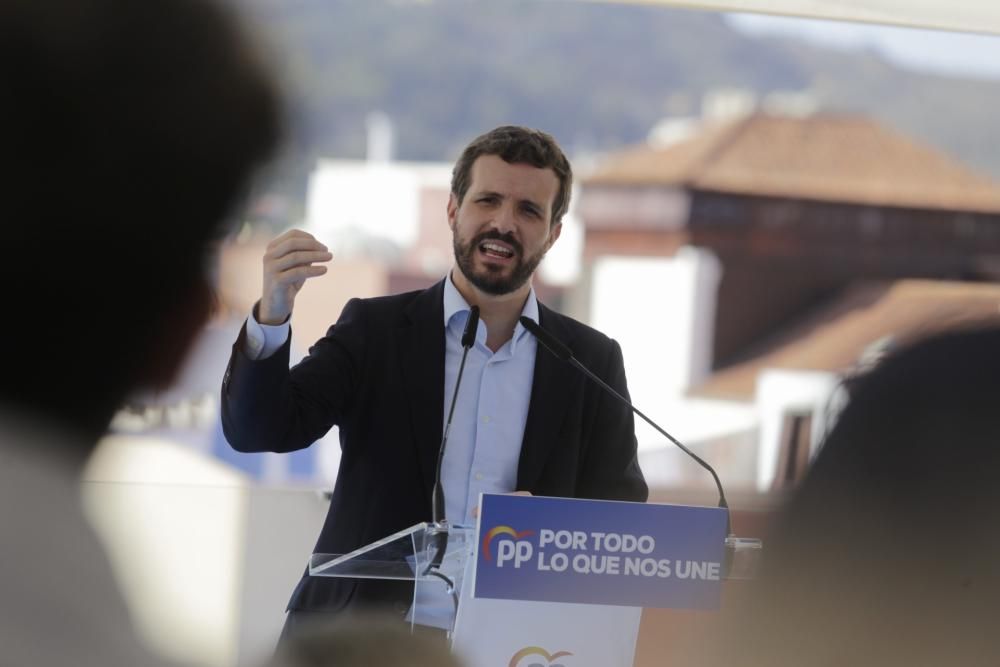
[267,613,463,667]
[698,325,1000,667]
[0,0,281,451]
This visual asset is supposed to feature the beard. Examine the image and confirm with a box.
[453,229,547,296]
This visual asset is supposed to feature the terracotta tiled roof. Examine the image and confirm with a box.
[586,114,1000,213]
[692,279,1000,401]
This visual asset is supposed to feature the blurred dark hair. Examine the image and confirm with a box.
[268,613,462,667]
[451,125,572,226]
[791,324,1000,530]
[1,0,281,439]
[705,325,1000,667]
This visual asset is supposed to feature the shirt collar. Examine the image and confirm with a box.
[443,273,539,344]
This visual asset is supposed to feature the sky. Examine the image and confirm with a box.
[727,12,1000,81]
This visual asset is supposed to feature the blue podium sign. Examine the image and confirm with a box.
[473,494,727,609]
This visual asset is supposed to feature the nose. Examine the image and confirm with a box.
[490,202,517,235]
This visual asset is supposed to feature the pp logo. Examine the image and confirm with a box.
[508,646,573,667]
[482,525,535,567]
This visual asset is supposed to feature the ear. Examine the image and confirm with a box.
[447,193,459,231]
[546,221,563,250]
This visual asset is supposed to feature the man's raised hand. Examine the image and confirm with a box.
[258,229,332,325]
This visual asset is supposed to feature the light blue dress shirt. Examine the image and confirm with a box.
[439,275,538,525]
[415,276,538,628]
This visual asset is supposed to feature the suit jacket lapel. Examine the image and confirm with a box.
[517,303,577,492]
[398,280,446,504]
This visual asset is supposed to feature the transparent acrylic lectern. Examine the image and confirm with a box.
[307,521,761,638]
[309,521,476,635]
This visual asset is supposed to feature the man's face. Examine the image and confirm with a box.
[448,154,562,296]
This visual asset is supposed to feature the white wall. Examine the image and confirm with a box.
[588,249,726,448]
[82,437,329,666]
[589,248,721,400]
[586,249,767,492]
[235,488,331,664]
[754,368,840,491]
[305,160,451,251]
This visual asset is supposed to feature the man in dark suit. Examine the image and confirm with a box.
[221,126,647,633]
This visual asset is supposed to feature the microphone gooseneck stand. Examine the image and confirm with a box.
[423,305,480,606]
[518,316,733,537]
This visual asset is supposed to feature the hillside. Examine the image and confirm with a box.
[235,0,1000,214]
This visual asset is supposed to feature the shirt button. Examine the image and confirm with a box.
[481,415,490,424]
[475,472,484,481]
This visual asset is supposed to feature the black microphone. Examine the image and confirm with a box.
[426,305,480,574]
[461,306,478,348]
[519,316,733,535]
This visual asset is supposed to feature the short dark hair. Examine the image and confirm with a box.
[2,0,281,439]
[451,125,573,226]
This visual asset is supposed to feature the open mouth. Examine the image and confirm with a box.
[479,240,516,261]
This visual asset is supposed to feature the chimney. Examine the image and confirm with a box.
[365,110,394,163]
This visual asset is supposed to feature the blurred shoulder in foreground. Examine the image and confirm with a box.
[0,0,280,665]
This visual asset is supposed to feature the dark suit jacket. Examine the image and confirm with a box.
[221,279,647,616]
